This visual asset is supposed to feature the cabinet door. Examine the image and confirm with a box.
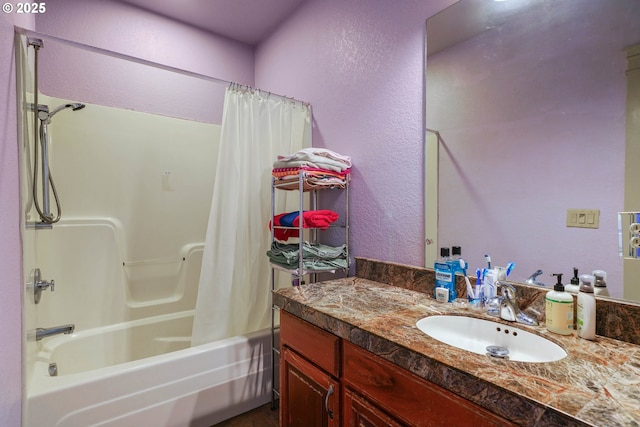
[281,346,340,427]
[344,387,406,427]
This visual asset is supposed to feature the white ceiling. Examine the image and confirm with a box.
[119,0,307,45]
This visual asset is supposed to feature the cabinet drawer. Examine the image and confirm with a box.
[280,310,340,377]
[343,341,516,427]
[343,387,406,427]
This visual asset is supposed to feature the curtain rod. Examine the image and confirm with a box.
[17,27,310,106]
[228,82,310,107]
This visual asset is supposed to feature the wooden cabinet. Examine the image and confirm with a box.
[280,310,340,427]
[281,347,340,427]
[280,311,517,427]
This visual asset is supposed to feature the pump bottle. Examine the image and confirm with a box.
[577,274,596,340]
[545,273,574,335]
[565,267,580,294]
[592,270,609,297]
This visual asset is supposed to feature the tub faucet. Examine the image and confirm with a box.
[35,324,75,341]
[496,282,538,326]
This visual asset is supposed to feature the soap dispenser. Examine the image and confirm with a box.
[565,267,580,294]
[592,270,610,297]
[577,274,596,340]
[545,273,574,335]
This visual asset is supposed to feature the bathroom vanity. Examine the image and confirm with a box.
[280,310,516,426]
[273,259,640,426]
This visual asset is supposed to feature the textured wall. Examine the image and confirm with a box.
[35,0,254,84]
[1,11,35,427]
[34,0,254,123]
[255,0,455,267]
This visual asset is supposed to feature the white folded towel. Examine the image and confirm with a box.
[275,148,352,171]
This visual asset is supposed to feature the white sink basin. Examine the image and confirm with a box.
[416,315,567,363]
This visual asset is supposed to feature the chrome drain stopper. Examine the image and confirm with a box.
[486,345,510,359]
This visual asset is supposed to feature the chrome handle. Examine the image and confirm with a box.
[40,279,55,292]
[497,281,517,301]
[325,384,334,420]
[527,269,543,281]
[36,279,54,291]
[32,268,55,304]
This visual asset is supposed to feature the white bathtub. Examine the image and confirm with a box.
[25,311,273,427]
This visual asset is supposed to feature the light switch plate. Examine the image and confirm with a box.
[566,209,600,229]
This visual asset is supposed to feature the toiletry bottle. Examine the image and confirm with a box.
[577,274,596,340]
[545,273,574,335]
[449,246,466,293]
[482,267,501,316]
[592,270,610,297]
[434,248,455,302]
[450,246,463,272]
[565,267,580,294]
[472,268,484,304]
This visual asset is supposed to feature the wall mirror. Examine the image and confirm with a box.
[425,0,640,301]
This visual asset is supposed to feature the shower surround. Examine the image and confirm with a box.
[22,95,272,425]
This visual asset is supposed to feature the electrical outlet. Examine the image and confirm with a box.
[566,209,600,229]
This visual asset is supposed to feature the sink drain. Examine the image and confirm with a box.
[486,345,510,359]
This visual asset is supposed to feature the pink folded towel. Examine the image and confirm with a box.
[301,210,339,229]
[269,210,339,241]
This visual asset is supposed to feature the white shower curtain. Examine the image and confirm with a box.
[191,84,311,346]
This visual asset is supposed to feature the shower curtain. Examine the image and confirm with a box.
[191,84,311,346]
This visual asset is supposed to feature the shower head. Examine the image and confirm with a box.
[48,103,86,119]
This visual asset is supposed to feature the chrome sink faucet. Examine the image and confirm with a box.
[35,324,75,341]
[496,282,538,326]
[525,269,545,287]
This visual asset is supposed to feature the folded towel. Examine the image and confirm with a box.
[272,167,351,179]
[272,159,345,172]
[270,213,297,241]
[266,241,348,271]
[274,148,352,172]
[269,210,340,241]
[302,210,339,229]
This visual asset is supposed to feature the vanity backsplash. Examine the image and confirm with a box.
[355,257,640,346]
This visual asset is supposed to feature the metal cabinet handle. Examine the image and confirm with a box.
[325,384,334,419]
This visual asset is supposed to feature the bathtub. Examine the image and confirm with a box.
[25,310,274,427]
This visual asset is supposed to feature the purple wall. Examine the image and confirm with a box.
[36,0,255,85]
[34,0,254,124]
[256,0,455,267]
[0,11,34,427]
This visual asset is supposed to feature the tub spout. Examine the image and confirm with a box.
[35,324,75,341]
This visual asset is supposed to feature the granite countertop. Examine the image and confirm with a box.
[273,277,640,427]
